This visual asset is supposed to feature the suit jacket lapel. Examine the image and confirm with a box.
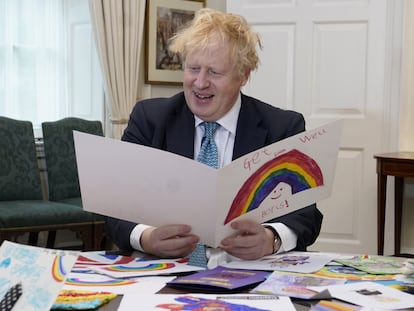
[233,95,268,160]
[165,102,195,159]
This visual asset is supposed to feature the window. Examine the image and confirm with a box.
[0,0,104,137]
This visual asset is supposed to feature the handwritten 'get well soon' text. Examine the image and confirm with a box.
[243,127,328,172]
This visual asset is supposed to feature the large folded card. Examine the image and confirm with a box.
[74,120,342,247]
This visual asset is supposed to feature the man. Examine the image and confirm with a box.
[106,8,323,261]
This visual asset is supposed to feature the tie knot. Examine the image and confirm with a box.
[203,122,219,138]
[197,122,220,169]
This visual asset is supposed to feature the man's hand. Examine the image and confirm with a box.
[220,219,275,260]
[139,224,199,258]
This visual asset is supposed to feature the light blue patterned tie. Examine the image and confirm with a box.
[197,122,220,169]
[188,122,220,268]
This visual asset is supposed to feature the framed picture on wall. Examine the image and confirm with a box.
[145,0,205,85]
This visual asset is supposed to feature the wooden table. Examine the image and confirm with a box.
[374,152,414,256]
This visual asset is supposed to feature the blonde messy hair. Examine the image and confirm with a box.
[168,8,262,78]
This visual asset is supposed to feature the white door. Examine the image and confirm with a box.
[227,0,401,255]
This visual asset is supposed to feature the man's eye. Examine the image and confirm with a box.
[209,69,221,76]
[189,67,200,72]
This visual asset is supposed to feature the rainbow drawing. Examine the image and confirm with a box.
[74,254,137,268]
[224,149,323,224]
[51,256,67,282]
[100,262,175,273]
[314,266,395,281]
[65,277,136,287]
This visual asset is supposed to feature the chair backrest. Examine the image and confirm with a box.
[41,117,103,201]
[0,116,43,201]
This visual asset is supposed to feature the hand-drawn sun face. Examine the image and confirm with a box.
[267,182,292,201]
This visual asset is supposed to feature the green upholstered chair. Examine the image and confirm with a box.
[41,117,106,250]
[0,116,96,249]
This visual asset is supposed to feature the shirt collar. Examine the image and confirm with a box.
[194,93,241,136]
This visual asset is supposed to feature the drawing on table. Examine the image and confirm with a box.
[65,276,136,287]
[156,295,269,311]
[0,241,78,311]
[98,262,175,273]
[263,255,311,269]
[314,265,395,281]
[52,256,73,282]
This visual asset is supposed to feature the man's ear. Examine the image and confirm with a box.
[240,70,251,86]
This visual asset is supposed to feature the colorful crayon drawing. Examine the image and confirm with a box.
[312,300,362,311]
[0,241,78,311]
[90,259,203,278]
[156,295,269,311]
[224,149,323,224]
[99,262,175,273]
[51,256,67,282]
[252,271,345,299]
[314,266,395,281]
[263,255,311,269]
[334,255,406,275]
[65,276,136,287]
[72,252,143,271]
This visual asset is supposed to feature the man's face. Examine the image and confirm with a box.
[183,41,249,122]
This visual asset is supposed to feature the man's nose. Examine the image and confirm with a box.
[194,70,209,88]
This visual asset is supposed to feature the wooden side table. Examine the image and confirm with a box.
[374,152,414,256]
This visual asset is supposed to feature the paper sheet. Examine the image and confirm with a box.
[0,241,78,311]
[90,259,204,278]
[222,251,338,273]
[251,270,346,299]
[118,293,296,311]
[63,273,174,295]
[309,281,414,309]
[75,120,342,247]
[65,251,184,294]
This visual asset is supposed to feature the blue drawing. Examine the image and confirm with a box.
[0,258,11,269]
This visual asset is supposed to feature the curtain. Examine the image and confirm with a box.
[88,0,146,139]
[0,0,65,127]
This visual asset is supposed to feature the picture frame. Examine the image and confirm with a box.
[145,0,205,85]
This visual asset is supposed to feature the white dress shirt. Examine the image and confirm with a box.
[130,93,297,253]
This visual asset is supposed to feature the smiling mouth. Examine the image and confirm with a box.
[270,194,282,200]
[194,92,214,100]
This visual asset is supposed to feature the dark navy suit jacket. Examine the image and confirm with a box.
[105,92,323,252]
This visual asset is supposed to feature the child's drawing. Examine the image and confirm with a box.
[0,241,78,311]
[224,149,323,224]
[156,295,269,311]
